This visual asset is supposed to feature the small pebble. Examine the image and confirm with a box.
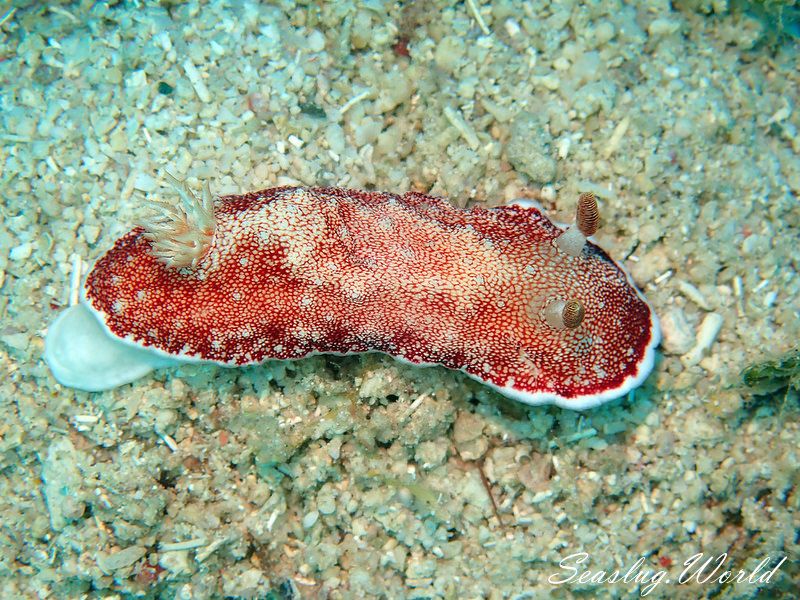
[648,18,681,38]
[133,172,157,192]
[307,29,326,53]
[302,510,319,529]
[9,242,33,261]
[317,496,336,515]
[98,546,146,572]
[677,279,712,310]
[660,307,694,355]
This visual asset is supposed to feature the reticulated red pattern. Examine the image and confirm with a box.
[85,187,656,401]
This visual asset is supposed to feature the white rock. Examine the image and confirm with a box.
[9,242,33,261]
[682,313,724,367]
[133,172,157,192]
[648,18,681,38]
[41,438,85,530]
[302,510,319,529]
[307,30,325,52]
[97,546,146,573]
[660,307,694,355]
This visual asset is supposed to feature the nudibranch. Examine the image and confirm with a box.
[45,178,660,409]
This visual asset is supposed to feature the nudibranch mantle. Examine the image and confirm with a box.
[45,184,660,410]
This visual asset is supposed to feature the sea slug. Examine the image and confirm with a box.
[45,178,660,409]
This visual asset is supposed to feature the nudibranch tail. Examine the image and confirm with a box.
[556,191,599,257]
[44,302,180,392]
[140,173,216,269]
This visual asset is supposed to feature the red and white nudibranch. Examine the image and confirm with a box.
[45,178,660,409]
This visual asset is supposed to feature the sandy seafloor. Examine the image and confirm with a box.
[1,0,799,598]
